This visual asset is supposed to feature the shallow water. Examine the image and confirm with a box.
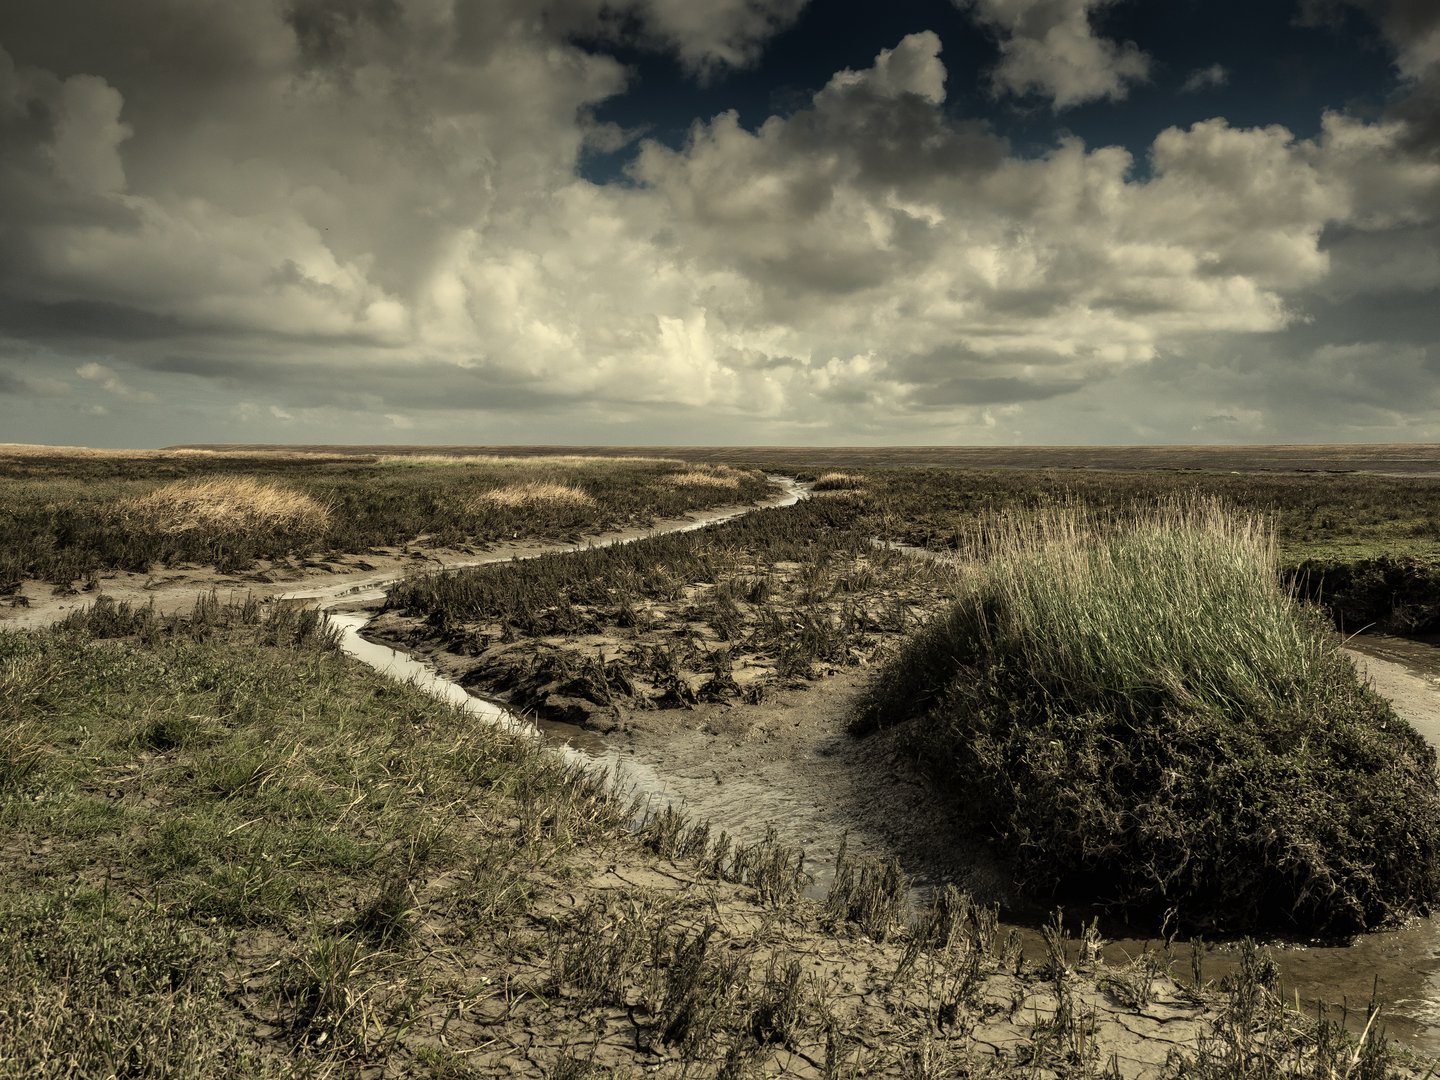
[315,493,1440,1059]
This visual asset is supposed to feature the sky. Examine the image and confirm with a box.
[1,0,1438,448]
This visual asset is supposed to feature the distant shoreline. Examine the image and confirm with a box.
[158,441,1440,476]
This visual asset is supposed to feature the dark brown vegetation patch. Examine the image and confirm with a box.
[381,498,952,732]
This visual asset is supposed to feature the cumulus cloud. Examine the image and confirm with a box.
[0,6,1437,445]
[629,38,1438,417]
[960,0,1150,108]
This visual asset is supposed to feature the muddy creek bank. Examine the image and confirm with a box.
[349,516,1440,1058]
[357,613,1440,1056]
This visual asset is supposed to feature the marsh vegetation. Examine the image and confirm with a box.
[0,447,772,588]
[1,596,1421,1077]
[379,496,952,730]
[857,501,1440,936]
[5,444,1440,1074]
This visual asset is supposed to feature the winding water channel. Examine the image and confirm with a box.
[283,481,1440,1058]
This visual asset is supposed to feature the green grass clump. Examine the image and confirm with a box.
[859,500,1440,936]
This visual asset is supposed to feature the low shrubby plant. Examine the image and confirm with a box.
[859,500,1440,936]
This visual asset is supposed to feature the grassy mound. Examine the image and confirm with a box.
[858,501,1440,936]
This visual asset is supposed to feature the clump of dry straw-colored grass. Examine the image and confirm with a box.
[668,465,746,490]
[468,482,597,511]
[812,472,863,491]
[121,478,333,536]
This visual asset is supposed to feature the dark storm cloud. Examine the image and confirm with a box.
[1392,72,1440,153]
[911,374,1087,407]
[894,345,1091,405]
[285,0,401,69]
[144,352,589,413]
[0,369,25,394]
[0,298,191,344]
[1309,0,1440,151]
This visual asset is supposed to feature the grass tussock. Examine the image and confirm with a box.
[859,499,1440,936]
[120,477,333,537]
[468,481,598,511]
[668,464,749,490]
[813,472,864,491]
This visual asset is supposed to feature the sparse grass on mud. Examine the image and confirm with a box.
[858,501,1440,937]
[380,496,951,728]
[2,596,1422,1077]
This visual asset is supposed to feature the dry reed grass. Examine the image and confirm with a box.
[813,472,864,491]
[669,465,746,490]
[468,482,597,511]
[121,478,333,536]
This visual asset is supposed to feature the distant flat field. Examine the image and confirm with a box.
[167,443,1440,475]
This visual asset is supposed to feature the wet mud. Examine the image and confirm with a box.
[356,587,1440,1056]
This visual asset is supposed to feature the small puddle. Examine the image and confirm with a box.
[309,493,1440,1059]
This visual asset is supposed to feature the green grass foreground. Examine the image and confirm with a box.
[0,599,622,1074]
[858,501,1440,937]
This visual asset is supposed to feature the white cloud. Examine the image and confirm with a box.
[960,0,1151,108]
[76,361,156,403]
[1180,63,1228,93]
[1,12,1438,444]
[823,30,948,104]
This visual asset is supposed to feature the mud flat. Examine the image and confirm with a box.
[365,495,1440,1061]
[363,598,1440,1058]
[177,442,1440,476]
